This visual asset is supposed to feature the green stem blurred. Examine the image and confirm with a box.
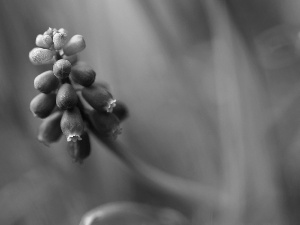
[91,130,225,208]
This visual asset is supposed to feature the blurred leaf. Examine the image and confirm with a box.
[0,167,87,225]
[255,24,300,69]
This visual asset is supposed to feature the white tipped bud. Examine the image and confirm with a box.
[61,107,84,142]
[68,131,91,163]
[82,84,115,113]
[105,99,117,113]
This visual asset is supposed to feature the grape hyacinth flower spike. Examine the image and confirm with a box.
[29,27,128,163]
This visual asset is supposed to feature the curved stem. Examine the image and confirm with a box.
[91,130,225,207]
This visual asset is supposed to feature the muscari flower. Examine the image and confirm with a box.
[82,84,116,113]
[56,83,78,110]
[30,93,56,118]
[34,70,59,94]
[60,106,84,142]
[38,111,63,146]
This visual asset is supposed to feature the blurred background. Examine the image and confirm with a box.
[1,0,300,224]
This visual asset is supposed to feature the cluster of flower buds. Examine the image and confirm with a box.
[29,27,128,163]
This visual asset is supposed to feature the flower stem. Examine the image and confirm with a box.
[90,129,225,207]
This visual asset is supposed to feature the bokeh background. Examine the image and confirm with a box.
[1,0,300,224]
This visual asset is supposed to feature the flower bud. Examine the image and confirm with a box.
[35,34,44,46]
[43,27,55,36]
[89,110,121,139]
[112,101,129,121]
[53,59,72,79]
[68,131,91,163]
[82,84,116,113]
[61,107,84,142]
[63,35,86,56]
[30,93,56,118]
[56,83,78,110]
[63,54,78,65]
[43,28,52,36]
[29,47,55,65]
[53,32,67,50]
[70,62,96,87]
[43,35,53,47]
[34,70,59,94]
[38,111,63,146]
[52,28,58,35]
[35,34,53,49]
[58,28,68,35]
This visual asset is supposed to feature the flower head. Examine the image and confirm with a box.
[29,27,128,163]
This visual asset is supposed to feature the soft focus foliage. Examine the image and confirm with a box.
[1,0,300,224]
[80,202,188,225]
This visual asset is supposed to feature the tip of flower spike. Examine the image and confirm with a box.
[53,32,67,50]
[67,134,82,142]
[105,99,117,113]
[58,28,68,35]
[44,27,53,36]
